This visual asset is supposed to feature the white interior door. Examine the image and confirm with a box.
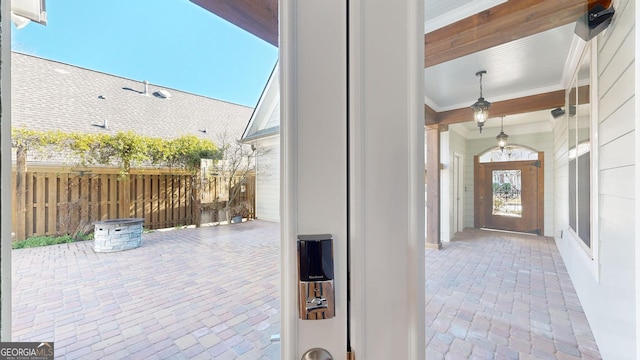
[453,153,464,233]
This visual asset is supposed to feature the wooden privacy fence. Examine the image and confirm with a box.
[11,167,255,241]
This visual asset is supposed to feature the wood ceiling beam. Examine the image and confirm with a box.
[190,0,278,47]
[424,0,602,68]
[191,0,602,68]
[424,105,438,124]
[428,90,566,126]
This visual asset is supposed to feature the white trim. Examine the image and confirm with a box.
[634,3,640,356]
[1,0,13,341]
[408,0,427,354]
[243,64,280,140]
[423,0,507,33]
[562,36,588,89]
[440,131,451,242]
[452,152,465,235]
[565,40,600,282]
[589,37,600,283]
[348,0,366,357]
[279,0,298,357]
[423,95,439,111]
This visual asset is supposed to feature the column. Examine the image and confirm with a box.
[425,124,443,250]
[1,0,12,340]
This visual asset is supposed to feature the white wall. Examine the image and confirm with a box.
[554,0,637,358]
[255,136,280,222]
[464,131,555,236]
[434,128,467,241]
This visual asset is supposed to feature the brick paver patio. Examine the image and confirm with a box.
[12,220,281,359]
[427,229,601,359]
[12,221,601,359]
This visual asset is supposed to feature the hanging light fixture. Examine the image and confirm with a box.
[470,70,491,133]
[496,116,509,151]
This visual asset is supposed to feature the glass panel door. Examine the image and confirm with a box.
[492,170,522,217]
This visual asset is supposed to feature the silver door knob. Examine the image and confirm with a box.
[301,348,333,360]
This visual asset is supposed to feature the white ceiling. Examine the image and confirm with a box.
[424,0,585,137]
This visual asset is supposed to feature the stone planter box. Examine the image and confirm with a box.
[94,218,144,253]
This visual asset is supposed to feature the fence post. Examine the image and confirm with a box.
[123,175,131,218]
[193,165,202,228]
[15,148,26,241]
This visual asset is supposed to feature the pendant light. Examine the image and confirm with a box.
[470,70,491,133]
[496,116,509,151]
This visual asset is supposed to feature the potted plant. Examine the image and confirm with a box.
[229,201,250,224]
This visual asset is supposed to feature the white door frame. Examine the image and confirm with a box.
[279,0,425,359]
[1,1,13,341]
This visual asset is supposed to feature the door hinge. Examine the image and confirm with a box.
[532,160,541,168]
[347,351,355,360]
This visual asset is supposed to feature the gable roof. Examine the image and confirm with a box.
[11,52,253,143]
[241,62,280,142]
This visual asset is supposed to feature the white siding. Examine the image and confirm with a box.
[463,131,555,236]
[256,136,280,222]
[264,98,280,129]
[553,0,636,358]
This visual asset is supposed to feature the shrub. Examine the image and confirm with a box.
[12,233,94,249]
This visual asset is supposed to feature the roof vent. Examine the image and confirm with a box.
[142,80,149,95]
[153,89,171,99]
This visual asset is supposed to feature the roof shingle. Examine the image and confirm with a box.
[11,52,253,143]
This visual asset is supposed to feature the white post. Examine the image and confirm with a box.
[280,0,424,359]
[0,0,13,341]
[347,0,425,359]
[280,0,348,358]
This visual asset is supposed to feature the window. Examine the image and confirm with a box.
[568,43,593,249]
[478,145,538,163]
[492,170,522,217]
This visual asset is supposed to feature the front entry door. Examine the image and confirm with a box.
[474,153,544,235]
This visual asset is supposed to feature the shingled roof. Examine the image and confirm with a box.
[12,52,253,143]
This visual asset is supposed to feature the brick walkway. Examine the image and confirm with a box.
[12,220,281,359]
[426,229,601,359]
[12,222,601,359]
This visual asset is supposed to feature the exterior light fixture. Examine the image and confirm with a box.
[496,116,509,151]
[470,70,491,133]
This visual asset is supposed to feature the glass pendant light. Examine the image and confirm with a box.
[470,70,491,133]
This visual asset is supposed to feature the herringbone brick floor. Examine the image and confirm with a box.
[12,222,601,359]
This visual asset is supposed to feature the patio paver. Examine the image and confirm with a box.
[427,229,601,359]
[12,220,281,359]
[12,221,601,359]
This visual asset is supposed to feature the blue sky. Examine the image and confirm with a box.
[11,0,278,107]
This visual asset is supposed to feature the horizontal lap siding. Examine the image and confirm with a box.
[256,138,280,222]
[553,0,636,358]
